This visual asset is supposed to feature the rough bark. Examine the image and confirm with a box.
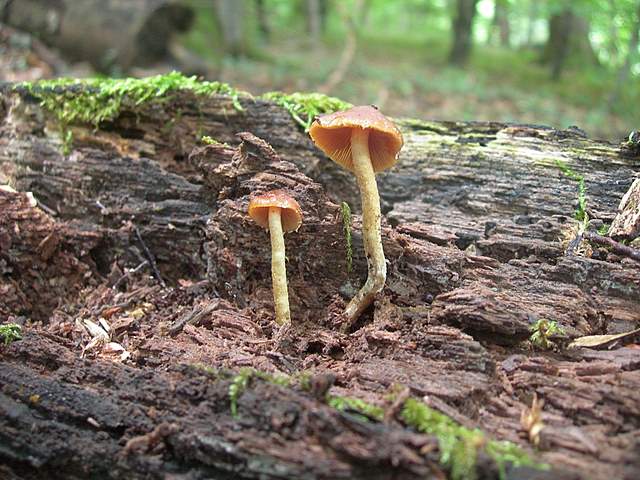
[1,85,639,479]
[1,0,193,73]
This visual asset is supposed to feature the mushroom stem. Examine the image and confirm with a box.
[268,206,291,325]
[344,127,386,322]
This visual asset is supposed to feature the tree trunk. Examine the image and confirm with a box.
[525,1,538,47]
[214,0,245,57]
[543,8,599,80]
[1,83,639,480]
[255,0,270,41]
[307,0,322,44]
[545,8,573,80]
[448,0,479,65]
[607,2,640,108]
[0,0,193,73]
[489,0,510,47]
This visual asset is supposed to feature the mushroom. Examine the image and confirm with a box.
[309,105,403,322]
[248,190,303,325]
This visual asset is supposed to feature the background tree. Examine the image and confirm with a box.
[307,0,322,44]
[449,0,480,65]
[255,0,270,42]
[489,0,511,47]
[541,3,599,80]
[214,0,246,57]
[608,1,640,107]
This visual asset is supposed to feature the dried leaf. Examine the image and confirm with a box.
[83,319,109,340]
[568,328,640,349]
[520,393,544,447]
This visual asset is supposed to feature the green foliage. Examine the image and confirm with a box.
[17,71,244,127]
[327,395,385,422]
[530,319,565,350]
[261,91,352,131]
[0,323,22,345]
[228,368,253,417]
[340,202,353,274]
[401,398,546,480]
[597,223,610,235]
[16,72,244,155]
[201,135,221,145]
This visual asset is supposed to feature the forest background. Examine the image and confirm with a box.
[171,0,640,141]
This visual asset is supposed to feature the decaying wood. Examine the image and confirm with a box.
[0,85,639,479]
[610,178,640,240]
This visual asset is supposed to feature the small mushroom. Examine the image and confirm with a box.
[248,190,303,325]
[309,105,403,322]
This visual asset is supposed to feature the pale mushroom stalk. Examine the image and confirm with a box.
[268,206,291,325]
[248,191,302,325]
[309,105,402,325]
[345,128,386,321]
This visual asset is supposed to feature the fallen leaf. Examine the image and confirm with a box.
[568,328,640,349]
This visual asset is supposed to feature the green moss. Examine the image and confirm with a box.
[229,368,253,418]
[529,319,565,350]
[15,72,245,153]
[200,135,222,145]
[341,201,353,274]
[542,159,588,230]
[228,368,292,418]
[189,363,218,376]
[261,91,352,131]
[327,395,385,422]
[401,398,546,480]
[0,323,22,345]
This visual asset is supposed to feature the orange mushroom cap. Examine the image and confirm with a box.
[309,105,403,173]
[248,190,303,233]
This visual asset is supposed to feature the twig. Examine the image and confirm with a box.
[384,386,411,423]
[168,301,219,336]
[584,231,640,263]
[36,200,58,217]
[134,226,166,287]
[112,260,149,290]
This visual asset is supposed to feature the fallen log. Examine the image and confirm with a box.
[0,77,639,479]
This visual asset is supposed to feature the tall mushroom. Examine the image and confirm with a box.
[309,105,403,322]
[248,190,303,325]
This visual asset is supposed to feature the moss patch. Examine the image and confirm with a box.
[14,72,356,151]
[529,319,565,350]
[401,398,546,480]
[261,91,352,131]
[222,367,544,478]
[15,72,245,154]
[17,71,245,126]
[327,395,384,422]
[0,323,22,345]
[228,368,291,418]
